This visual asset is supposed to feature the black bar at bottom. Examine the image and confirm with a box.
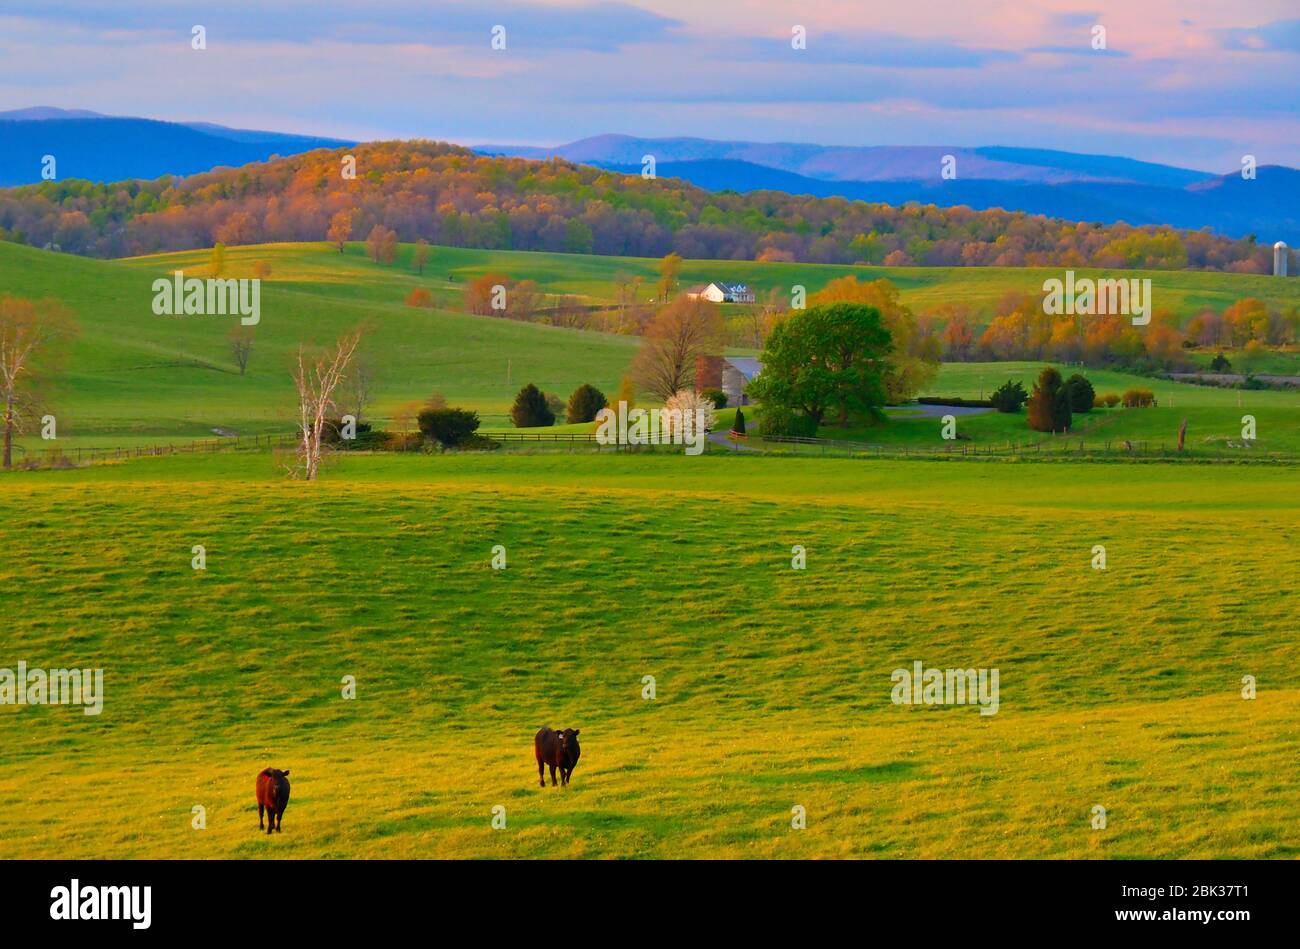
[0,858,1284,935]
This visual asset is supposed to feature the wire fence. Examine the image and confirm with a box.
[9,428,1292,468]
[11,432,298,468]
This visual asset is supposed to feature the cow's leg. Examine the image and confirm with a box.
[538,758,545,788]
[549,763,557,787]
[275,808,283,832]
[258,802,264,830]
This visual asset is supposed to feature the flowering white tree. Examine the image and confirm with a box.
[662,388,716,442]
[291,328,363,480]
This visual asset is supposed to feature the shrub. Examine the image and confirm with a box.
[1099,392,1121,408]
[731,407,746,435]
[1209,353,1232,372]
[511,383,554,428]
[544,392,565,422]
[758,404,819,438]
[700,387,728,409]
[1026,367,1072,432]
[381,431,426,452]
[566,384,608,423]
[320,418,372,445]
[405,287,432,307]
[989,380,1028,413]
[1065,373,1095,413]
[418,407,480,446]
[1121,388,1156,408]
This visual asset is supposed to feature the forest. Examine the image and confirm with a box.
[0,140,1280,273]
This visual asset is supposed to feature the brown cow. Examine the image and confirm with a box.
[256,767,291,834]
[534,727,581,787]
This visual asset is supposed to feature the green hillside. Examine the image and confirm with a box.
[2,238,1297,450]
[0,240,638,441]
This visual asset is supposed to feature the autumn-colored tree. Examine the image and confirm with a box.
[213,212,256,246]
[509,280,544,321]
[0,296,77,468]
[365,224,397,265]
[405,287,432,308]
[412,238,430,275]
[937,304,975,361]
[1223,298,1270,347]
[629,296,724,401]
[616,374,636,410]
[464,273,511,315]
[207,242,226,277]
[252,259,272,279]
[656,252,682,302]
[327,209,353,252]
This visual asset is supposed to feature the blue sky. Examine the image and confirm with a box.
[1,0,1297,172]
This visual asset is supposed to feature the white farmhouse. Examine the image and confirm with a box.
[684,282,757,304]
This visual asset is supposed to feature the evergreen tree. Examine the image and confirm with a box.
[511,383,554,428]
[566,384,609,424]
[1065,373,1095,413]
[1027,367,1071,432]
[731,408,746,435]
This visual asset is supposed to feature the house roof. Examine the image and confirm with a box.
[724,356,763,380]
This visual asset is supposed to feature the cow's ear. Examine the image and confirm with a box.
[282,770,290,776]
[573,729,580,735]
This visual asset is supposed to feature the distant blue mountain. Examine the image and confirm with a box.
[0,108,352,185]
[585,158,1300,243]
[476,134,1298,244]
[476,133,1219,187]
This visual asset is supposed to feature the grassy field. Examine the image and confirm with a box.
[1,451,1297,858]
[2,238,1297,452]
[810,362,1300,455]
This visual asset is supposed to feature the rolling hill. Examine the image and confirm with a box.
[2,238,1297,451]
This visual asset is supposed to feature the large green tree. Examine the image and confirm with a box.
[747,302,892,426]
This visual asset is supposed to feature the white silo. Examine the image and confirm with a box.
[1275,241,1289,277]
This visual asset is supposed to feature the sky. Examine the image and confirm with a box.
[1,0,1297,172]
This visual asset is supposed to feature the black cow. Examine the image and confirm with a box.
[256,767,291,834]
[534,727,581,787]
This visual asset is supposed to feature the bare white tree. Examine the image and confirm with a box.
[290,329,362,480]
[0,296,76,469]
